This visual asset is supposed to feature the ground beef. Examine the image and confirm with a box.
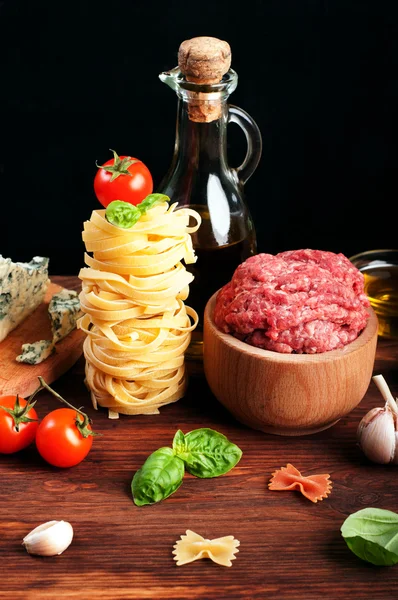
[214,249,370,354]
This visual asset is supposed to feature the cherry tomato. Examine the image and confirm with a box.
[94,149,153,208]
[36,408,93,468]
[0,395,39,454]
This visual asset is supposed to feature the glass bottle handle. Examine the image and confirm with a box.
[228,105,262,185]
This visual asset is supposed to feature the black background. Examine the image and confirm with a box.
[0,0,397,276]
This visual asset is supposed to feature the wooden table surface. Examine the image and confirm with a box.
[1,276,398,600]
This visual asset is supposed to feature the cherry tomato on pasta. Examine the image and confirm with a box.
[0,395,39,454]
[35,408,94,468]
[94,149,153,208]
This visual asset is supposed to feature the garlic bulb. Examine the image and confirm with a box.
[22,521,73,556]
[357,375,398,464]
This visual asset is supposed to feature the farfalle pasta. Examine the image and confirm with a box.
[78,201,201,416]
[268,463,332,503]
[173,530,240,567]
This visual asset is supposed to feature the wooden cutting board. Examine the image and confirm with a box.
[0,281,85,398]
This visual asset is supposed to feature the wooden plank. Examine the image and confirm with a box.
[0,276,397,599]
[0,278,85,397]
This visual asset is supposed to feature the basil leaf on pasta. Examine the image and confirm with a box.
[105,195,169,229]
[138,193,169,212]
[105,200,141,228]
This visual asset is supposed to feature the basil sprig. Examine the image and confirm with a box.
[131,428,242,506]
[105,193,169,229]
[341,507,398,566]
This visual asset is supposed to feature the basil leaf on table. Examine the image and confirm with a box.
[172,429,186,454]
[341,507,398,566]
[172,428,242,478]
[132,447,185,506]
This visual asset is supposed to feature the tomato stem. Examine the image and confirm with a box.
[96,149,138,182]
[0,394,38,432]
[30,377,99,439]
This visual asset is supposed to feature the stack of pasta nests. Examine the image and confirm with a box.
[78,201,201,417]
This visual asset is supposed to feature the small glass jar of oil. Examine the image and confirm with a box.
[350,249,398,339]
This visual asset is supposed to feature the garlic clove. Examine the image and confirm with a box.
[393,432,398,465]
[357,407,396,464]
[22,520,73,556]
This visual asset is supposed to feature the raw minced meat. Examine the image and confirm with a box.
[214,249,370,354]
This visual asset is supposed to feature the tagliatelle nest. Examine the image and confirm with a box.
[78,202,201,417]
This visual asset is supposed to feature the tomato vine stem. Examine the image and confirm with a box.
[29,377,99,439]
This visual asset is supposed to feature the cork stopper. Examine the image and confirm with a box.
[178,36,231,84]
[178,36,232,122]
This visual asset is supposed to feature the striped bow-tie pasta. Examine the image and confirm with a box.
[268,463,332,503]
[78,201,201,417]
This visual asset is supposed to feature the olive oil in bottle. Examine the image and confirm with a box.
[186,207,256,356]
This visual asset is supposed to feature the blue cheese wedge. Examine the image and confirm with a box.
[0,255,49,343]
[48,289,82,343]
[15,287,81,366]
[16,340,54,365]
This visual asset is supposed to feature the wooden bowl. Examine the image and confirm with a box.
[203,292,378,436]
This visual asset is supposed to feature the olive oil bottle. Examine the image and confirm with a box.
[363,265,398,339]
[158,37,262,360]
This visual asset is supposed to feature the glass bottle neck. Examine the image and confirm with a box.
[174,99,228,171]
